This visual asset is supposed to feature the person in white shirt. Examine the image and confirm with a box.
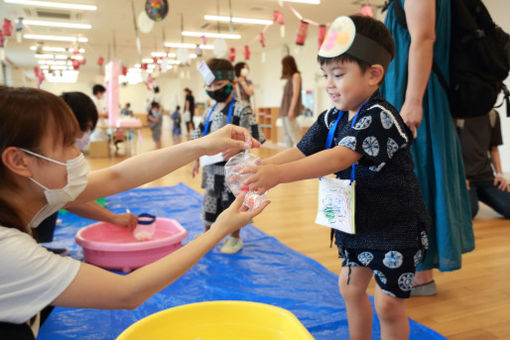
[0,86,268,339]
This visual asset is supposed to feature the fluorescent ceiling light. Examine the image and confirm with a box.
[23,19,91,29]
[24,34,88,42]
[282,0,319,4]
[204,15,273,26]
[4,0,97,11]
[164,42,213,50]
[35,53,67,59]
[151,52,177,58]
[38,59,70,65]
[142,58,154,64]
[43,65,71,70]
[182,31,241,39]
[30,46,85,53]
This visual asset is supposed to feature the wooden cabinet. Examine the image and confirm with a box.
[256,107,279,143]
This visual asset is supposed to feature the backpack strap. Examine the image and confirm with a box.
[494,83,510,117]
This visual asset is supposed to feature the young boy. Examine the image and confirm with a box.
[171,105,182,144]
[243,16,430,339]
[148,102,163,149]
[192,58,265,254]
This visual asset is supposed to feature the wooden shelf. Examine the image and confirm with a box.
[256,107,279,143]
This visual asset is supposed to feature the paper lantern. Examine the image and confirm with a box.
[72,59,80,70]
[273,11,284,25]
[295,20,308,46]
[318,24,327,48]
[229,47,236,62]
[200,35,207,44]
[259,33,265,48]
[0,30,4,48]
[138,11,154,33]
[244,45,250,60]
[213,38,227,57]
[97,56,104,66]
[145,0,169,22]
[2,19,13,36]
[141,63,148,70]
[80,58,87,65]
[122,66,128,76]
[153,57,158,64]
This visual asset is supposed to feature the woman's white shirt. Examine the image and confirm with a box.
[0,226,80,324]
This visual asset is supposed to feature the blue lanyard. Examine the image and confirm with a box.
[202,99,235,136]
[325,101,368,182]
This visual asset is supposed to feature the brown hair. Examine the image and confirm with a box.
[281,55,300,79]
[0,86,79,232]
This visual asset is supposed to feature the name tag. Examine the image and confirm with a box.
[315,177,356,234]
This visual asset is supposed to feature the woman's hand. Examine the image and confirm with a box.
[400,100,423,138]
[110,213,138,230]
[191,160,200,178]
[242,164,281,193]
[211,192,270,236]
[198,125,260,156]
[494,176,509,191]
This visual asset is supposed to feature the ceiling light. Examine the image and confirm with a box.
[43,65,71,70]
[142,58,154,64]
[30,46,85,53]
[35,53,67,59]
[4,0,97,11]
[164,42,213,50]
[151,52,177,58]
[24,34,88,42]
[44,70,79,83]
[282,0,320,4]
[38,59,69,65]
[204,15,273,26]
[23,19,91,29]
[182,31,241,39]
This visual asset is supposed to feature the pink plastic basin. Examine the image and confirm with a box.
[76,218,187,272]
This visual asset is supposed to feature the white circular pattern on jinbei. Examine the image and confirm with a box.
[398,272,415,291]
[380,110,394,129]
[373,270,387,285]
[353,116,372,130]
[339,136,357,150]
[387,137,399,159]
[362,136,379,156]
[383,250,404,269]
[357,251,374,266]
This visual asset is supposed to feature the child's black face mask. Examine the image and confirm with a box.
[206,83,233,102]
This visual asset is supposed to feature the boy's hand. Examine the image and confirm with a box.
[242,164,281,193]
[212,192,270,236]
[191,160,200,178]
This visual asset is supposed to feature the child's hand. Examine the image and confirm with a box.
[111,213,138,231]
[212,192,270,236]
[191,160,200,178]
[242,164,281,193]
[199,125,260,156]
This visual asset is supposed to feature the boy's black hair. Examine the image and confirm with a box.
[154,86,160,93]
[318,15,395,76]
[176,105,181,110]
[125,102,130,107]
[60,91,98,131]
[206,58,234,81]
[92,84,106,95]
[151,102,160,109]
[234,62,247,78]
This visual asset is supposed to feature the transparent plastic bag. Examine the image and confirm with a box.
[225,151,267,210]
[133,213,156,241]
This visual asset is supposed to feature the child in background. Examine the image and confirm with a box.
[192,58,265,254]
[120,102,133,117]
[243,16,430,339]
[171,105,182,144]
[148,102,163,149]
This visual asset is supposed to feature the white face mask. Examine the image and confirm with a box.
[75,130,91,151]
[241,68,249,77]
[21,149,89,229]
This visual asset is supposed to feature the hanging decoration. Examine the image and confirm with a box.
[261,51,266,63]
[229,47,235,62]
[318,24,327,48]
[195,44,203,57]
[3,19,13,36]
[141,63,148,70]
[213,38,227,57]
[137,11,154,34]
[33,66,45,88]
[295,20,309,46]
[176,47,189,63]
[15,17,23,43]
[35,42,43,54]
[145,0,169,21]
[72,59,80,70]
[80,58,87,65]
[273,11,285,38]
[0,30,4,62]
[259,32,265,48]
[97,56,104,66]
[360,5,374,17]
[131,1,142,55]
[244,45,250,60]
[122,65,128,76]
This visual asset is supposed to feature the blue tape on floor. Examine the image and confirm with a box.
[38,184,445,339]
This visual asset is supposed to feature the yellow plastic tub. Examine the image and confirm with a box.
[117,301,315,340]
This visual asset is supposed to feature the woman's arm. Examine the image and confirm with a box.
[288,73,301,120]
[490,146,509,191]
[75,125,259,204]
[52,194,269,310]
[244,146,361,192]
[400,0,436,137]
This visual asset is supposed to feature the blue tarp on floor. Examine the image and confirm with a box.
[38,184,445,339]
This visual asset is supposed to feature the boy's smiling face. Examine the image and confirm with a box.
[321,59,380,112]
